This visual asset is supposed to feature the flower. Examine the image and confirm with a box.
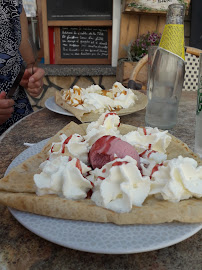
[127,32,162,62]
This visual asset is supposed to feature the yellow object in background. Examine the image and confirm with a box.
[159,24,185,60]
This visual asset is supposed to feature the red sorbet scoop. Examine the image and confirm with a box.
[89,135,140,169]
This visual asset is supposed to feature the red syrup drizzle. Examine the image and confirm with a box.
[139,145,160,178]
[86,177,95,199]
[104,112,120,127]
[50,144,55,153]
[61,135,73,153]
[147,150,156,158]
[112,161,128,167]
[139,150,147,158]
[143,127,152,150]
[98,176,105,180]
[139,148,156,159]
[73,160,94,199]
[150,163,163,179]
[75,159,82,173]
[86,189,93,199]
[96,136,117,155]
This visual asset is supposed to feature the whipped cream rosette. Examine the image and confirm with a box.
[89,156,150,213]
[49,133,89,164]
[150,156,202,202]
[122,127,171,153]
[34,156,92,200]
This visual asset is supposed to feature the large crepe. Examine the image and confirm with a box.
[55,89,148,122]
[0,122,202,225]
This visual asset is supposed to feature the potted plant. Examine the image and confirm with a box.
[117,31,162,87]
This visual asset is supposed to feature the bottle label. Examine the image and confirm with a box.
[159,24,185,61]
[197,76,202,115]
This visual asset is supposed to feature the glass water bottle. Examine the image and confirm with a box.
[145,4,185,129]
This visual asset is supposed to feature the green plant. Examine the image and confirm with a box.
[128,2,152,12]
[126,32,162,62]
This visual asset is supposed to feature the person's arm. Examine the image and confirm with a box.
[19,7,45,97]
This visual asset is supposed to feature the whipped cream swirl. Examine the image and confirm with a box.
[34,156,92,200]
[89,156,150,213]
[150,156,202,202]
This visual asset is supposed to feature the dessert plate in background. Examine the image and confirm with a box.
[45,96,73,116]
[55,89,148,123]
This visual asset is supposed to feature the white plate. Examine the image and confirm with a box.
[45,96,73,116]
[6,140,202,254]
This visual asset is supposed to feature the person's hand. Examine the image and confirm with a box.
[0,91,15,125]
[20,67,45,97]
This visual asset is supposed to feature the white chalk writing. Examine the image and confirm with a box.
[60,27,109,58]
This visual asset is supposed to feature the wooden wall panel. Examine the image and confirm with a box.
[118,13,166,59]
[138,15,158,35]
[118,13,140,59]
[157,16,166,34]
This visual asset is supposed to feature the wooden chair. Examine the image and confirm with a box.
[128,46,202,91]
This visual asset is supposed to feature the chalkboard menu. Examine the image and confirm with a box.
[60,27,108,59]
[47,0,112,21]
[55,26,112,64]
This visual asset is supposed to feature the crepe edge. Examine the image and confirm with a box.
[1,192,202,225]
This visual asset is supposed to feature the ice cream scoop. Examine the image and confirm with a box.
[89,135,140,169]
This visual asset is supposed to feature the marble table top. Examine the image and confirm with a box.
[0,91,201,269]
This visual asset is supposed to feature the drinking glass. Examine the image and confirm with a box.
[145,45,185,129]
